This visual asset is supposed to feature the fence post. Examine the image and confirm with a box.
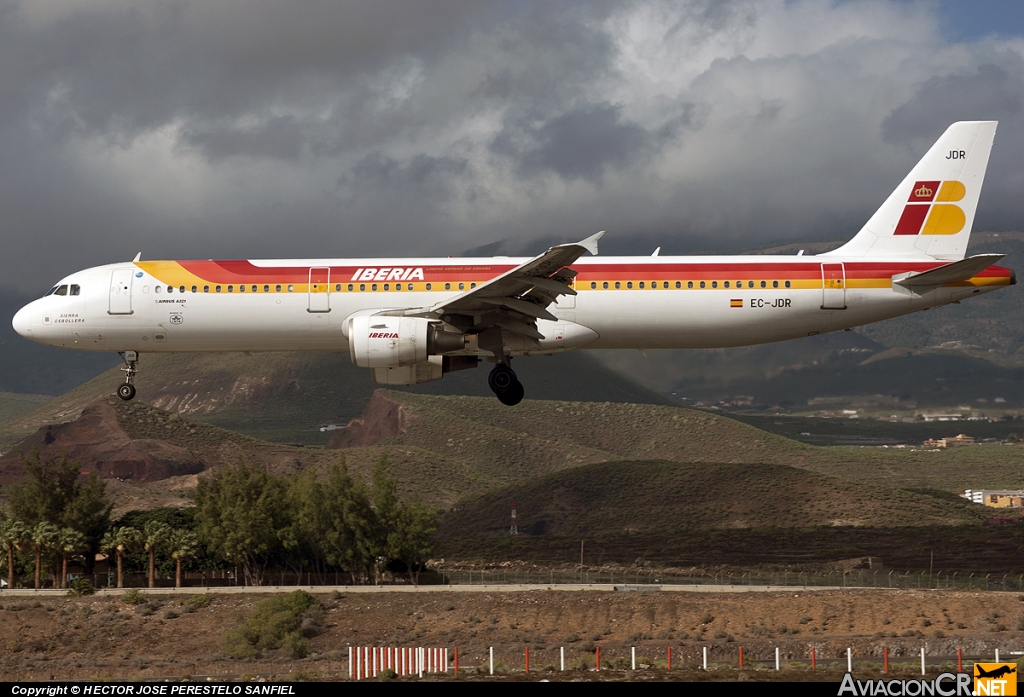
[631,646,636,670]
[847,648,852,673]
[667,647,671,671]
[776,647,780,671]
[595,646,600,672]
[455,647,459,675]
[525,646,529,674]
[703,646,708,671]
[920,648,925,676]
[561,647,565,672]
[348,647,353,679]
[739,646,743,669]
[811,647,816,671]
[957,648,962,673]
[884,647,889,674]
[489,646,493,675]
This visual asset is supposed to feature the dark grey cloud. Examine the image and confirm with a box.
[493,103,650,183]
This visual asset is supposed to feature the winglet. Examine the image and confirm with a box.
[577,231,604,256]
[132,252,142,262]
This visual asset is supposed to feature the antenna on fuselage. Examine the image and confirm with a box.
[651,247,661,257]
[132,252,141,262]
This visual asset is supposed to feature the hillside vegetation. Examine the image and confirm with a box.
[438,460,990,538]
[0,350,672,450]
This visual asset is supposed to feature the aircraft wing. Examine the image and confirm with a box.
[420,231,603,346]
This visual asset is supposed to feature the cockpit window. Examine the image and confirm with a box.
[54,285,68,296]
[70,285,80,296]
[44,286,58,297]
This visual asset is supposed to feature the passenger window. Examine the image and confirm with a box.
[287,284,294,292]
[179,285,185,293]
[785,280,791,288]
[602,282,609,289]
[639,282,645,289]
[626,282,633,289]
[191,285,197,293]
[335,284,341,292]
[359,284,365,291]
[70,285,80,296]
[228,285,233,293]
[700,281,706,289]
[773,280,779,288]
[347,284,353,292]
[712,281,718,288]
[444,283,451,290]
[614,281,621,289]
[55,285,68,296]
[371,284,378,291]
[276,285,282,292]
[748,281,754,288]
[590,282,597,289]
[471,283,476,289]
[760,281,767,288]
[724,281,730,288]
[675,281,681,289]
[425,283,432,290]
[240,285,246,293]
[264,285,270,293]
[167,286,174,293]
[383,283,390,291]
[204,286,209,293]
[687,281,693,289]
[216,285,222,293]
[155,285,161,294]
[458,283,465,290]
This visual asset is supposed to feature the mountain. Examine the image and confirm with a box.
[0,350,673,450]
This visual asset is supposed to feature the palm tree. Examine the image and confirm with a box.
[55,528,88,589]
[101,526,142,588]
[0,517,28,590]
[29,522,59,589]
[142,521,172,588]
[168,529,199,589]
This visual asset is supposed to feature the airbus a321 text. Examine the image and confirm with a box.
[12,121,1015,405]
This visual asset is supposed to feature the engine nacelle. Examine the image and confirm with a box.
[347,315,465,368]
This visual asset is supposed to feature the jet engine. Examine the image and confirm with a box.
[346,315,465,369]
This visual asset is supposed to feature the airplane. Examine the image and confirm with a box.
[11,121,1015,406]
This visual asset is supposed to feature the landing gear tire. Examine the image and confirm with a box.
[488,364,516,392]
[118,350,139,401]
[497,380,524,406]
[489,364,524,406]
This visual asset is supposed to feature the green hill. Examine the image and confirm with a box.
[437,460,989,540]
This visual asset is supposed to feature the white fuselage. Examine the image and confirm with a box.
[11,254,1012,356]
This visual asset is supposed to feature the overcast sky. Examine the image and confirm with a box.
[2,0,1023,293]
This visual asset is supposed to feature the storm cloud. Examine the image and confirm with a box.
[2,0,1023,292]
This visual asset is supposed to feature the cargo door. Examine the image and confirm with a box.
[820,263,847,310]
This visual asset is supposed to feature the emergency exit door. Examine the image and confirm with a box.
[820,263,847,310]
[108,268,134,315]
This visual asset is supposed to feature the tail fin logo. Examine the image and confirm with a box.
[894,180,967,236]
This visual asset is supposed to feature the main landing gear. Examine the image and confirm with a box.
[117,351,138,401]
[488,363,524,406]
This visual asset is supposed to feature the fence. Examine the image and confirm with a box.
[8,568,1024,592]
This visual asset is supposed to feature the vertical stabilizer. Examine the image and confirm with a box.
[824,121,996,260]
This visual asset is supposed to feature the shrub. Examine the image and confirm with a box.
[67,578,95,597]
[187,594,212,609]
[221,590,323,659]
[123,589,146,605]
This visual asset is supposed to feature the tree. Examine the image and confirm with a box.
[54,528,88,589]
[142,521,172,588]
[101,526,142,588]
[29,521,58,589]
[168,528,199,589]
[9,451,112,574]
[0,516,28,590]
[369,457,437,585]
[194,461,289,586]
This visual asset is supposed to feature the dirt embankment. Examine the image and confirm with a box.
[1,588,1022,681]
[327,392,410,448]
[0,402,203,484]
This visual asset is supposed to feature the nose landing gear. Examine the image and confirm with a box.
[488,363,524,406]
[117,351,138,401]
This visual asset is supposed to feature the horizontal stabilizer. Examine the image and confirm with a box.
[893,254,1005,288]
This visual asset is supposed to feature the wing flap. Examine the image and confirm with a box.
[893,254,1005,288]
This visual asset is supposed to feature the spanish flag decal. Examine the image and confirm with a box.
[730,299,743,308]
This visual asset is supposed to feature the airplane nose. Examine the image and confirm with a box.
[12,304,32,337]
